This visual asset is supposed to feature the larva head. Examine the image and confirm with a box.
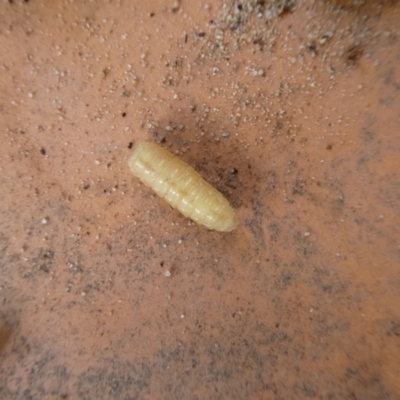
[219,212,239,232]
[203,204,238,232]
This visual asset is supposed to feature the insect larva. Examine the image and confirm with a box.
[128,142,238,232]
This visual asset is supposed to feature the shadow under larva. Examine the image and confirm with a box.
[128,142,238,232]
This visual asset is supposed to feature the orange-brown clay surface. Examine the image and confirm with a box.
[1,1,399,399]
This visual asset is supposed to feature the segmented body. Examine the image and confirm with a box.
[128,142,238,232]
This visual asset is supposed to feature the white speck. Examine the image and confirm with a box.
[41,218,48,224]
[94,160,100,165]
[172,0,180,11]
[177,239,182,244]
[252,68,265,77]
[304,232,310,237]
[164,270,171,277]
[222,131,230,137]
[180,314,185,319]
[81,292,86,296]
[309,308,314,313]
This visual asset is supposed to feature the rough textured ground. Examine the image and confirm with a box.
[0,0,399,399]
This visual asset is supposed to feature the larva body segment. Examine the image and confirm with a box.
[128,142,238,232]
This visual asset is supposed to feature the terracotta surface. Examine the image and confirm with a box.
[1,0,399,399]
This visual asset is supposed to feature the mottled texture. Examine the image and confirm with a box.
[128,142,238,232]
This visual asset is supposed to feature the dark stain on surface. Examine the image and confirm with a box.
[292,178,307,195]
[35,249,55,274]
[275,270,296,290]
[387,318,400,337]
[294,231,317,259]
[266,170,277,191]
[76,362,152,399]
[344,45,363,66]
[0,325,11,354]
[268,223,280,242]
[244,218,265,246]
[360,129,376,144]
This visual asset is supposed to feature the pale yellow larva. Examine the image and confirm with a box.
[128,142,238,232]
